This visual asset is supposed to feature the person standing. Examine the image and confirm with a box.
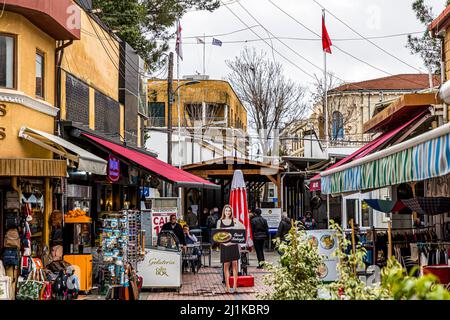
[217,205,243,294]
[205,208,218,243]
[251,208,269,268]
[161,214,186,249]
[276,212,291,242]
[302,211,317,230]
[185,207,198,229]
[275,212,291,255]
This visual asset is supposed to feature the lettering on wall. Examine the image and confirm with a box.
[0,104,5,140]
[0,104,6,117]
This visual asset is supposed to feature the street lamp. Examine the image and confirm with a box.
[169,80,200,169]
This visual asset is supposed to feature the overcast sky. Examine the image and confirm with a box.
[161,0,446,91]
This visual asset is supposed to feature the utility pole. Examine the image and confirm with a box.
[167,52,174,165]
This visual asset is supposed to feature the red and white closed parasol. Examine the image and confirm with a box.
[229,170,253,248]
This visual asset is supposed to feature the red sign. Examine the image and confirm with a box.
[108,155,120,182]
[310,179,321,192]
[151,208,178,246]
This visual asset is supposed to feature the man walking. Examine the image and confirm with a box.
[251,208,269,268]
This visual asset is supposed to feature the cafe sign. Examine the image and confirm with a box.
[108,155,120,182]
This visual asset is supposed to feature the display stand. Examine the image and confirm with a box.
[63,184,93,293]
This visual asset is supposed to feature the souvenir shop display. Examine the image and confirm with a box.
[100,211,129,290]
[126,210,144,269]
[62,185,93,293]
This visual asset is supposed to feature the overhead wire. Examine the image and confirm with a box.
[267,0,434,88]
[168,31,426,44]
[311,0,425,73]
[219,0,316,80]
[236,1,366,89]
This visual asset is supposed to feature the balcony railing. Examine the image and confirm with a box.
[147,117,230,128]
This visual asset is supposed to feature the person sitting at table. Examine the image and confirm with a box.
[183,225,202,268]
[161,214,186,250]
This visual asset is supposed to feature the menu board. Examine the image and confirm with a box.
[306,229,338,282]
[260,208,282,229]
[210,228,247,245]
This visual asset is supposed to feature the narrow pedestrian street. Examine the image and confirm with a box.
[82,250,278,300]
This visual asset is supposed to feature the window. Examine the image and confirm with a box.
[148,102,166,127]
[66,73,89,125]
[332,111,344,140]
[0,34,15,89]
[35,51,44,98]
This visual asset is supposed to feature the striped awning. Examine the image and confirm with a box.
[321,122,450,195]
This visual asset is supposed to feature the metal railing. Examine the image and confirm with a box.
[147,117,230,128]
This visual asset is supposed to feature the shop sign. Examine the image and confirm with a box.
[151,208,178,246]
[137,248,181,288]
[260,208,282,229]
[108,155,120,182]
[0,104,6,140]
[310,179,321,191]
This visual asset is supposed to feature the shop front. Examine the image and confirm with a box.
[0,92,107,299]
[56,128,218,296]
[320,120,450,279]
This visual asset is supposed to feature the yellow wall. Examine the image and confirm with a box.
[1,11,56,105]
[0,102,54,159]
[61,9,120,101]
[148,80,248,131]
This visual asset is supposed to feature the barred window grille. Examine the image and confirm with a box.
[65,74,89,125]
[95,90,120,136]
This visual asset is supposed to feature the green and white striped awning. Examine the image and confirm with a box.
[321,122,450,195]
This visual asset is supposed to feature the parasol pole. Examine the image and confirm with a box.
[387,218,392,259]
[410,182,417,233]
[349,218,356,275]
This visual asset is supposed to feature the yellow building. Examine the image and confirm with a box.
[148,79,247,131]
[146,78,248,165]
[0,0,82,297]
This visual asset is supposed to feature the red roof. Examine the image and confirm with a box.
[83,134,219,189]
[429,5,450,34]
[331,74,439,92]
[309,111,427,189]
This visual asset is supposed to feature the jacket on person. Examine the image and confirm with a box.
[206,214,217,229]
[276,217,291,241]
[185,212,198,229]
[161,222,186,246]
[251,215,269,240]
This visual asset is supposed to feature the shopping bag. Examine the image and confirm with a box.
[16,276,44,300]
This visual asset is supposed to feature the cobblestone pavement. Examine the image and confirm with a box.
[142,250,278,300]
[81,249,278,301]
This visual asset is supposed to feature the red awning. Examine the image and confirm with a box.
[83,133,219,189]
[309,111,428,191]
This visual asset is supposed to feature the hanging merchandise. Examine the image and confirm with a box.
[101,211,129,289]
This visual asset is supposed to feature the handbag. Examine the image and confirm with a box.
[0,276,12,300]
[16,272,45,300]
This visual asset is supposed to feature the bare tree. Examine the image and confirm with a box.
[311,73,358,144]
[226,48,308,161]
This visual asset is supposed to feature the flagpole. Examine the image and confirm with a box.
[177,20,182,169]
[203,33,206,75]
[323,9,331,229]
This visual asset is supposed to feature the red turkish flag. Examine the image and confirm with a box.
[322,16,332,54]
